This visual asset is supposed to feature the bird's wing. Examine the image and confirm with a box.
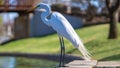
[50,12,80,48]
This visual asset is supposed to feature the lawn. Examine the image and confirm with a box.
[0,23,120,61]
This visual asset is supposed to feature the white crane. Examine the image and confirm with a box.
[28,3,91,67]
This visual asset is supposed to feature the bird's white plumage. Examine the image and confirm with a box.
[50,12,79,47]
[50,12,91,60]
[36,3,91,60]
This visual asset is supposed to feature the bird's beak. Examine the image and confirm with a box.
[38,9,46,12]
[27,5,38,12]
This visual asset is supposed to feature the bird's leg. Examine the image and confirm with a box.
[58,36,65,67]
[59,36,63,67]
[61,36,65,67]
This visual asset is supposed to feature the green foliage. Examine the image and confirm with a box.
[0,24,120,61]
[51,4,67,13]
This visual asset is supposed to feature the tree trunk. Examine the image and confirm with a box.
[108,11,119,39]
[106,0,120,39]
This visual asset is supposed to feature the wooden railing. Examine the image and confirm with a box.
[0,0,34,12]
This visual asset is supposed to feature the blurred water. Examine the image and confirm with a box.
[0,57,58,68]
[0,57,15,68]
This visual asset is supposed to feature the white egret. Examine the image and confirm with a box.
[29,3,91,67]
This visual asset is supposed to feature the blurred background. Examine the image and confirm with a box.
[0,0,120,68]
[0,0,119,41]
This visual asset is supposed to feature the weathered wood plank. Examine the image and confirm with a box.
[57,66,92,68]
[66,60,97,66]
[65,60,97,68]
[69,60,97,66]
[65,60,120,68]
[95,61,120,68]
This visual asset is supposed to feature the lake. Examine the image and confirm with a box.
[0,57,59,68]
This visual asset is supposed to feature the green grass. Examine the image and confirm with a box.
[0,23,120,61]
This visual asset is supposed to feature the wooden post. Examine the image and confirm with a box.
[13,13,29,39]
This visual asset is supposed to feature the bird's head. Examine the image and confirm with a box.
[27,3,51,12]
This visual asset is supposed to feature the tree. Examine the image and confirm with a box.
[85,2,98,21]
[76,0,98,21]
[51,4,67,13]
[105,0,120,39]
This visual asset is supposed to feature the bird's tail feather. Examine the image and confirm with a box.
[77,40,91,60]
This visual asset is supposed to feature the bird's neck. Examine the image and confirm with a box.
[41,6,51,25]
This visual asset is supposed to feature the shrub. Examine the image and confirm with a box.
[51,4,67,13]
